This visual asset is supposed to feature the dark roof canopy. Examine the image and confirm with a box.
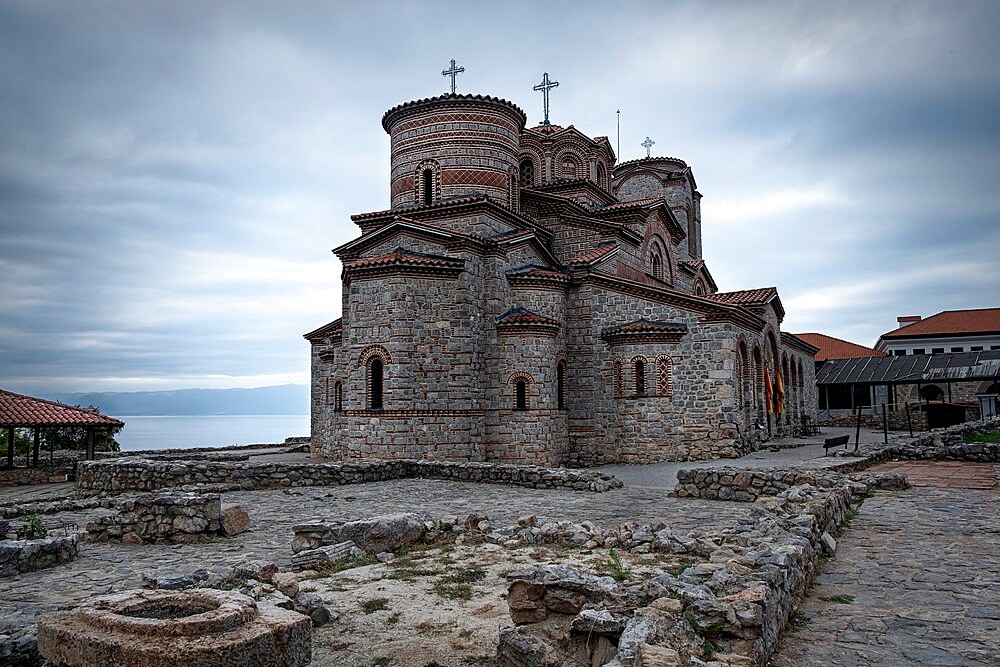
[816,350,1000,386]
[0,389,124,428]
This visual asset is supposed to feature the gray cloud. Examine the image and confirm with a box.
[1,0,998,393]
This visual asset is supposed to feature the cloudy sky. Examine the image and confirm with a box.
[1,0,998,395]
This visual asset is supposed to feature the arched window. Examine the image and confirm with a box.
[651,251,663,281]
[422,169,433,205]
[562,157,577,178]
[368,359,383,410]
[612,357,624,398]
[557,361,566,410]
[693,278,706,296]
[635,358,646,396]
[597,162,608,190]
[515,380,527,410]
[519,158,535,187]
[334,381,343,412]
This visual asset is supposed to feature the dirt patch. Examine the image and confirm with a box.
[303,540,695,666]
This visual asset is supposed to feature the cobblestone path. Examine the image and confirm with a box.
[0,478,749,634]
[772,478,1000,666]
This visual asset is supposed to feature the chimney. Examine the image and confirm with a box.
[897,315,922,327]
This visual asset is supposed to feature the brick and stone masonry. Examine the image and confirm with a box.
[306,90,818,467]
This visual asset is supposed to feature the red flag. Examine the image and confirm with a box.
[775,372,785,415]
[764,372,773,414]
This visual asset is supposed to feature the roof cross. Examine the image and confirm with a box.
[533,72,559,125]
[442,59,465,94]
[642,136,655,158]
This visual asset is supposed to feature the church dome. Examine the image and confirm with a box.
[382,93,527,209]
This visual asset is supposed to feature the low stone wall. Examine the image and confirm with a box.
[501,475,865,666]
[85,493,224,543]
[827,417,1000,473]
[672,468,848,502]
[75,458,622,497]
[0,534,79,578]
[0,465,71,487]
[1,497,115,520]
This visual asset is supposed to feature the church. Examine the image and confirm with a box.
[305,71,817,466]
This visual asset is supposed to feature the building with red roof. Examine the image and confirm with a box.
[0,389,124,467]
[876,308,1000,356]
[795,333,885,363]
[304,83,816,466]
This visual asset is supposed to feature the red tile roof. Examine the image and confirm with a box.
[680,259,705,270]
[794,333,884,362]
[304,318,343,342]
[506,266,572,282]
[879,308,1000,339]
[570,242,619,266]
[525,123,566,136]
[597,197,663,212]
[706,287,777,306]
[0,389,124,427]
[382,93,527,132]
[343,249,464,271]
[495,307,560,327]
[350,194,488,222]
[613,155,689,170]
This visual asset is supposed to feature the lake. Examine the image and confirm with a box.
[114,415,310,451]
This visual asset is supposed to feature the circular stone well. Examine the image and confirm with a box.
[37,588,311,666]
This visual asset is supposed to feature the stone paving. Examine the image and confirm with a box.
[596,426,892,489]
[869,461,999,491]
[0,477,752,639]
[772,467,1000,667]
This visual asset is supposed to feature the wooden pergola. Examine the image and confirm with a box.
[0,389,124,468]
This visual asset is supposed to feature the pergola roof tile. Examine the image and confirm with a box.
[0,389,124,428]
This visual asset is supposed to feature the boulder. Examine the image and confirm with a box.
[232,559,277,583]
[326,513,426,553]
[220,506,251,536]
[272,572,300,599]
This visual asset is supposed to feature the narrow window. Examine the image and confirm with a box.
[557,361,566,410]
[519,159,534,187]
[613,358,623,398]
[651,252,663,281]
[635,360,645,396]
[334,381,343,412]
[515,380,527,410]
[422,169,433,205]
[369,359,383,410]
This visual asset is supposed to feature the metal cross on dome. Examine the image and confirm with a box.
[442,59,465,94]
[642,136,655,158]
[533,72,559,125]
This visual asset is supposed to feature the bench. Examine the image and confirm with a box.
[823,435,850,455]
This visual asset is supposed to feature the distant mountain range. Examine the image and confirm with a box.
[47,384,309,416]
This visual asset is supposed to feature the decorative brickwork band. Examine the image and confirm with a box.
[655,355,673,398]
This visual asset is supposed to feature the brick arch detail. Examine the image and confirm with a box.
[358,344,392,367]
[506,371,535,385]
[413,159,442,204]
[555,148,585,178]
[630,355,649,396]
